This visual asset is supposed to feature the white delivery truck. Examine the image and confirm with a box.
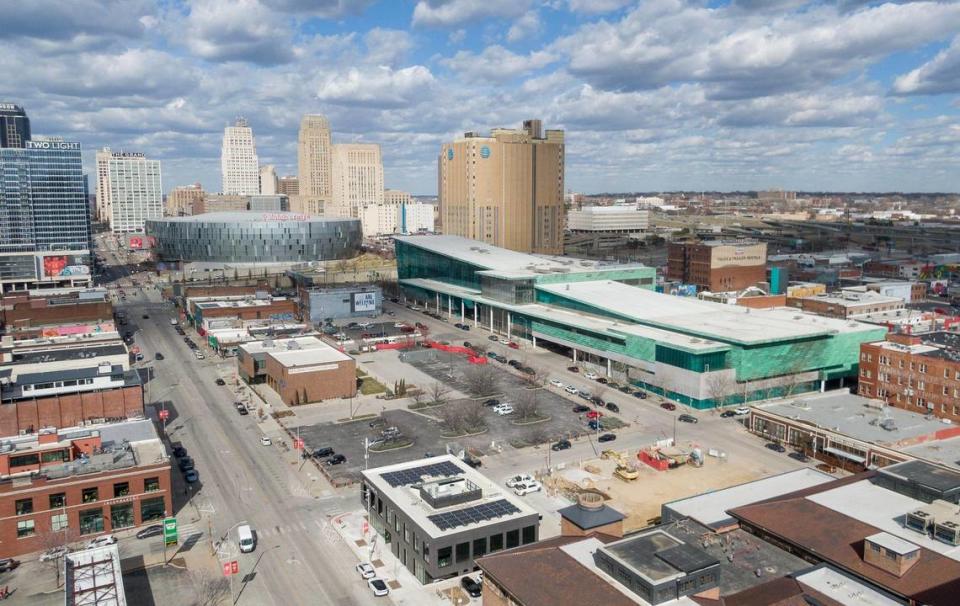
[237,524,256,553]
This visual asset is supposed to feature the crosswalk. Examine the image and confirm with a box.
[254,517,343,545]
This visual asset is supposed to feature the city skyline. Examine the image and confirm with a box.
[1,1,959,194]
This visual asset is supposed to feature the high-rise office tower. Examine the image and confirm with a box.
[0,137,91,291]
[0,102,31,148]
[278,175,299,197]
[96,148,163,233]
[330,143,384,219]
[166,183,205,216]
[259,164,278,195]
[297,115,332,215]
[221,117,260,195]
[438,119,565,254]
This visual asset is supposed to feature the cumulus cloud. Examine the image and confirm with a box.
[183,0,295,65]
[316,65,436,107]
[0,0,154,42]
[412,0,534,27]
[567,0,632,13]
[262,0,376,16]
[364,28,414,66]
[442,46,556,80]
[507,11,542,42]
[892,35,960,95]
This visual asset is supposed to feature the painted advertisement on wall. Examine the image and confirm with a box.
[710,243,767,269]
[353,291,377,312]
[127,235,156,250]
[40,321,115,337]
[39,255,90,278]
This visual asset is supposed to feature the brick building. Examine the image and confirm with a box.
[0,419,171,558]
[787,290,905,319]
[0,292,114,340]
[186,296,299,333]
[237,335,355,405]
[667,240,767,292]
[859,331,960,423]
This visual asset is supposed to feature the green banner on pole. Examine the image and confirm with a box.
[163,517,178,545]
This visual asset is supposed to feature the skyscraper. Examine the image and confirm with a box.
[278,175,299,197]
[330,143,384,219]
[0,102,30,148]
[438,119,565,254]
[297,115,332,215]
[166,183,205,216]
[0,138,91,291]
[221,117,260,195]
[96,148,163,233]
[259,164,278,195]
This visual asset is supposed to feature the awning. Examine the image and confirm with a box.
[823,446,866,464]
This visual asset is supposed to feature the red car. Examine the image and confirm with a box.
[585,410,604,420]
[660,402,676,411]
[508,342,519,349]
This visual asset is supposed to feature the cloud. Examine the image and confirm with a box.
[442,45,556,80]
[718,91,884,128]
[412,0,534,27]
[262,0,376,17]
[364,28,414,66]
[507,11,542,42]
[892,35,960,95]
[183,0,295,65]
[567,0,631,13]
[315,65,436,107]
[0,0,154,42]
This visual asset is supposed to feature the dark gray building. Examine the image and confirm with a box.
[360,456,540,584]
[0,103,30,148]
[146,212,361,263]
[299,285,382,322]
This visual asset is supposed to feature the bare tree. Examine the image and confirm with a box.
[515,390,541,422]
[460,401,486,432]
[526,427,549,447]
[521,365,547,388]
[438,402,466,434]
[439,401,486,434]
[409,388,425,408]
[38,525,82,587]
[706,373,733,410]
[782,373,804,398]
[464,365,499,397]
[429,382,451,406]
[187,568,231,606]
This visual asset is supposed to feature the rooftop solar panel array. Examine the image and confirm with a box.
[380,461,463,487]
[428,499,521,531]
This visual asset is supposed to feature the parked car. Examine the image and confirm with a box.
[584,371,599,380]
[215,378,226,386]
[585,410,604,420]
[494,404,514,416]
[508,342,519,349]
[588,420,605,431]
[0,558,20,572]
[172,446,187,458]
[155,352,164,360]
[494,355,508,363]
[617,385,632,393]
[136,525,164,540]
[572,405,590,413]
[313,447,335,458]
[788,451,809,462]
[564,385,578,395]
[325,454,347,465]
[549,379,564,388]
[766,442,786,453]
[506,474,535,488]
[596,377,608,384]
[660,402,677,411]
[605,403,620,413]
[514,480,542,496]
[260,436,272,446]
[184,469,199,483]
[356,562,376,579]
[720,410,736,418]
[178,457,195,472]
[39,546,69,562]
[235,403,248,415]
[590,396,604,407]
[598,433,617,443]
[142,314,149,319]
[734,406,750,415]
[194,351,205,360]
[87,535,118,549]
[456,323,470,331]
[368,578,389,597]
[488,335,499,341]
[678,414,698,424]
[567,366,579,373]
[551,439,572,451]
[461,575,483,598]
[483,399,500,407]
[578,390,591,400]
[508,359,521,368]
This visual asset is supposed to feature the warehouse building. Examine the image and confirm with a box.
[395,235,886,408]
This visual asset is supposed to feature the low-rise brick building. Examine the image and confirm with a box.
[186,295,299,334]
[237,335,355,405]
[667,240,767,293]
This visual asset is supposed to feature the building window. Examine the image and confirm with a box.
[870,542,881,553]
[144,477,160,493]
[113,482,130,498]
[522,526,536,545]
[111,503,135,529]
[506,529,520,549]
[51,513,68,532]
[455,542,470,563]
[490,533,503,552]
[437,546,452,567]
[50,493,66,509]
[919,364,928,374]
[82,487,98,503]
[884,549,897,560]
[79,508,104,535]
[141,497,165,521]
[15,498,33,515]
[473,537,487,558]
[17,519,35,538]
[9,453,40,468]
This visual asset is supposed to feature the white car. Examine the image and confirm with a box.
[506,474,535,488]
[498,338,511,345]
[368,578,390,597]
[494,404,514,416]
[194,351,205,360]
[260,436,272,446]
[169,318,178,325]
[39,546,69,562]
[357,322,373,329]
[514,481,542,496]
[564,385,579,395]
[393,322,406,328]
[356,562,376,579]
[734,406,750,415]
[584,371,599,380]
[549,379,564,388]
[86,535,118,549]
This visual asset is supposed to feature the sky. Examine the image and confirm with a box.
[2,0,960,195]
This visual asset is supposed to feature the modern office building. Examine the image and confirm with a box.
[0,138,91,292]
[329,143,384,219]
[165,183,204,216]
[95,149,163,233]
[395,235,886,408]
[439,119,564,254]
[360,455,540,584]
[147,212,361,263]
[361,201,434,237]
[278,175,299,197]
[297,115,333,215]
[667,239,768,292]
[259,164,278,195]
[567,205,650,233]
[220,117,260,195]
[0,102,30,148]
[295,284,383,323]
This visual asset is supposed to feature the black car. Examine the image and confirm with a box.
[595,377,608,384]
[483,399,501,407]
[325,454,347,465]
[155,352,164,360]
[182,337,191,343]
[456,323,470,331]
[172,446,187,458]
[178,457,195,472]
[461,576,482,598]
[572,405,590,413]
[598,433,617,443]
[617,385,632,394]
[605,403,620,413]
[142,314,149,319]
[215,378,226,386]
[389,297,400,303]
[788,451,809,462]
[463,342,472,349]
[488,335,499,341]
[519,366,535,375]
[766,442,787,453]
[720,410,736,418]
[508,360,521,368]
[136,524,164,539]
[590,396,604,407]
[495,355,508,363]
[551,439,572,451]
[0,558,20,572]
[678,414,698,424]
[235,403,248,415]
[313,447,335,458]
[632,391,647,399]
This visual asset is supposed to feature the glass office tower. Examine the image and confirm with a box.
[0,103,31,148]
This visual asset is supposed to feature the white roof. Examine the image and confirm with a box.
[65,544,126,606]
[239,335,351,366]
[865,532,920,555]
[795,566,902,606]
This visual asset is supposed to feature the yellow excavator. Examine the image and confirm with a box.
[601,449,639,481]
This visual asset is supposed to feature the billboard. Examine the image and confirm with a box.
[353,291,377,312]
[710,243,767,269]
[40,322,115,338]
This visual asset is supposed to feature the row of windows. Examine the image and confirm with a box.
[13,478,160,515]
[16,496,165,539]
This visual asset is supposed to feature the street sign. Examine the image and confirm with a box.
[223,560,239,576]
[293,438,304,450]
[223,562,232,577]
[163,517,178,546]
[158,409,169,420]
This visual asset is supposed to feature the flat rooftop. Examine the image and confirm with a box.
[537,281,878,345]
[2,342,127,365]
[65,544,126,606]
[793,566,903,606]
[755,391,952,447]
[194,297,289,310]
[152,211,355,224]
[662,468,834,529]
[903,436,960,471]
[240,335,351,366]
[799,291,904,307]
[362,455,537,539]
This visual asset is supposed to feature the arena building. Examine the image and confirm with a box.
[146,212,361,263]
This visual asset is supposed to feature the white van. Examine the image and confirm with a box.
[170,318,178,326]
[237,524,255,553]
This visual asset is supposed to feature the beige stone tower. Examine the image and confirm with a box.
[297,114,333,215]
